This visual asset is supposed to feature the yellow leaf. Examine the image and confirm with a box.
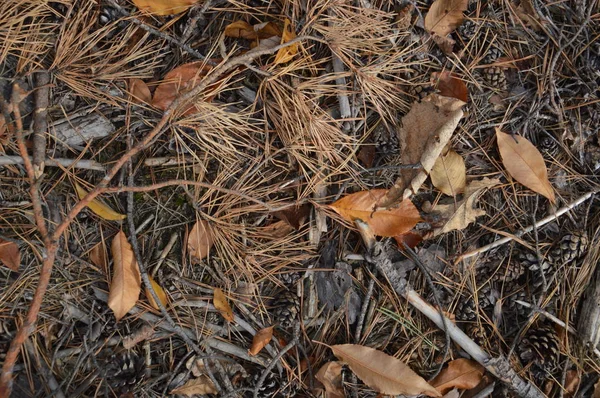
[0,239,20,271]
[146,275,168,310]
[213,288,234,323]
[331,344,441,397]
[424,0,468,36]
[430,149,466,196]
[74,182,126,221]
[329,190,421,237]
[496,128,555,202]
[187,220,215,260]
[315,361,345,398]
[274,18,298,64]
[132,0,198,16]
[430,358,485,394]
[108,231,141,321]
[170,375,218,396]
[248,326,273,356]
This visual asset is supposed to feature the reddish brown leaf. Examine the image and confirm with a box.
[109,231,141,321]
[394,232,423,249]
[564,369,580,397]
[128,79,152,105]
[430,358,485,394]
[273,204,311,229]
[432,72,468,102]
[152,61,214,112]
[315,361,344,398]
[248,326,273,356]
[224,20,282,40]
[431,34,456,55]
[132,0,197,16]
[329,190,421,237]
[424,0,468,36]
[0,239,20,271]
[357,145,376,168]
[213,288,234,323]
[257,220,295,239]
[187,220,215,261]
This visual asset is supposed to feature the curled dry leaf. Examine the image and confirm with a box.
[432,72,468,102]
[224,20,282,40]
[213,288,234,323]
[257,220,295,239]
[424,0,468,36]
[128,79,152,105]
[496,128,555,203]
[170,375,218,396]
[75,182,126,221]
[315,361,344,398]
[0,239,20,271]
[430,149,466,196]
[151,61,214,112]
[187,220,215,261]
[564,369,580,397]
[109,231,141,321]
[329,189,421,237]
[146,275,168,310]
[394,231,424,250]
[430,358,485,394]
[132,0,197,16]
[331,344,441,397]
[274,18,298,64]
[248,326,274,356]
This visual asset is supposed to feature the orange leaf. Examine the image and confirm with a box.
[128,79,152,105]
[187,220,215,261]
[424,0,468,36]
[432,72,468,102]
[274,19,298,64]
[248,326,273,356]
[430,358,485,394]
[329,190,421,237]
[152,61,214,112]
[394,232,423,249]
[0,239,20,271]
[132,0,197,16]
[496,128,555,202]
[315,361,344,398]
[109,231,141,321]
[146,275,169,310]
[213,288,234,322]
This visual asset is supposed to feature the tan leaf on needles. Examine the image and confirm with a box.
[315,361,344,398]
[329,189,421,237]
[213,288,234,322]
[187,220,215,261]
[170,375,218,396]
[248,326,274,356]
[132,0,197,16]
[425,0,468,36]
[430,358,485,394]
[128,79,152,105]
[430,149,466,196]
[109,231,141,321]
[331,344,441,397]
[496,128,555,203]
[0,239,20,271]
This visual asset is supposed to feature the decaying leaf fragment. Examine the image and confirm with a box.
[427,177,500,238]
[430,148,466,196]
[432,72,468,102]
[132,0,197,16]
[146,275,169,310]
[315,361,344,398]
[331,344,441,397]
[496,129,555,203]
[224,20,282,40]
[248,326,274,356]
[430,358,485,394]
[109,231,141,321]
[329,190,421,237]
[75,182,126,221]
[187,220,215,260]
[213,288,234,322]
[0,239,20,271]
[424,0,468,36]
[169,375,218,396]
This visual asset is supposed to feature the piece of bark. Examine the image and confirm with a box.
[33,71,50,178]
[51,112,115,148]
[578,260,600,349]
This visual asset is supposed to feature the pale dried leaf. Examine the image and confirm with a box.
[187,220,215,260]
[123,324,154,349]
[274,19,298,64]
[514,0,545,31]
[248,326,274,356]
[424,0,468,36]
[75,182,126,221]
[146,275,168,310]
[132,0,197,16]
[430,149,466,196]
[89,242,108,274]
[331,344,441,397]
[496,129,555,202]
[329,190,421,237]
[430,358,485,394]
[564,370,580,398]
[213,288,234,322]
[170,375,218,396]
[108,231,141,321]
[128,79,152,105]
[429,177,500,237]
[315,361,345,398]
[0,239,20,271]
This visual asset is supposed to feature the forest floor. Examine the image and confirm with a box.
[0,0,600,397]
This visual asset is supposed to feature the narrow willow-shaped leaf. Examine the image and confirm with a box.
[75,182,126,221]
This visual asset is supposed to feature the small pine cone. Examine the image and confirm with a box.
[269,290,299,329]
[456,284,496,321]
[464,323,496,351]
[538,135,560,158]
[373,123,400,155]
[105,351,145,391]
[550,232,588,265]
[506,289,530,320]
[97,4,128,38]
[483,46,503,64]
[492,259,525,283]
[518,323,560,384]
[409,84,435,101]
[245,371,284,398]
[518,251,552,272]
[277,271,302,287]
[483,66,507,90]
[457,19,477,41]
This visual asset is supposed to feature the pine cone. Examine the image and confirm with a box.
[492,259,525,283]
[518,323,560,384]
[456,284,496,321]
[483,66,507,90]
[269,290,299,329]
[549,232,588,265]
[518,251,552,272]
[244,371,285,398]
[483,46,503,64]
[373,123,399,155]
[104,351,145,391]
[408,83,435,101]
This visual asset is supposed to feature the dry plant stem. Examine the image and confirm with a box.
[458,190,599,262]
[354,276,375,342]
[32,71,50,179]
[514,300,576,334]
[327,10,351,121]
[0,155,105,171]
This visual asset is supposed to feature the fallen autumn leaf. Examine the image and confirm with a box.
[0,239,20,271]
[430,148,466,196]
[424,0,468,36]
[315,361,345,398]
[248,326,274,356]
[75,182,126,221]
[108,231,141,321]
[187,220,215,261]
[169,375,218,396]
[213,287,234,322]
[132,0,198,16]
[146,275,169,310]
[430,358,485,394]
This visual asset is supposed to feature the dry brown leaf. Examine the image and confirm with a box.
[0,239,20,271]
[152,61,214,112]
[428,177,500,237]
[89,242,108,274]
[442,389,460,398]
[593,379,600,398]
[75,182,126,221]
[315,361,344,398]
[248,326,274,356]
[329,190,422,237]
[108,231,141,321]
[564,369,580,397]
[123,324,154,349]
[187,220,215,261]
[128,79,152,105]
[132,0,197,16]
[514,0,545,32]
[331,344,441,397]
[273,204,311,229]
[170,375,218,396]
[394,231,423,249]
[224,20,282,40]
[432,72,468,102]
[496,128,555,203]
[430,358,485,394]
[213,288,234,323]
[146,275,168,310]
[430,149,466,196]
[431,34,456,55]
[424,0,468,36]
[257,220,296,239]
[274,18,298,64]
